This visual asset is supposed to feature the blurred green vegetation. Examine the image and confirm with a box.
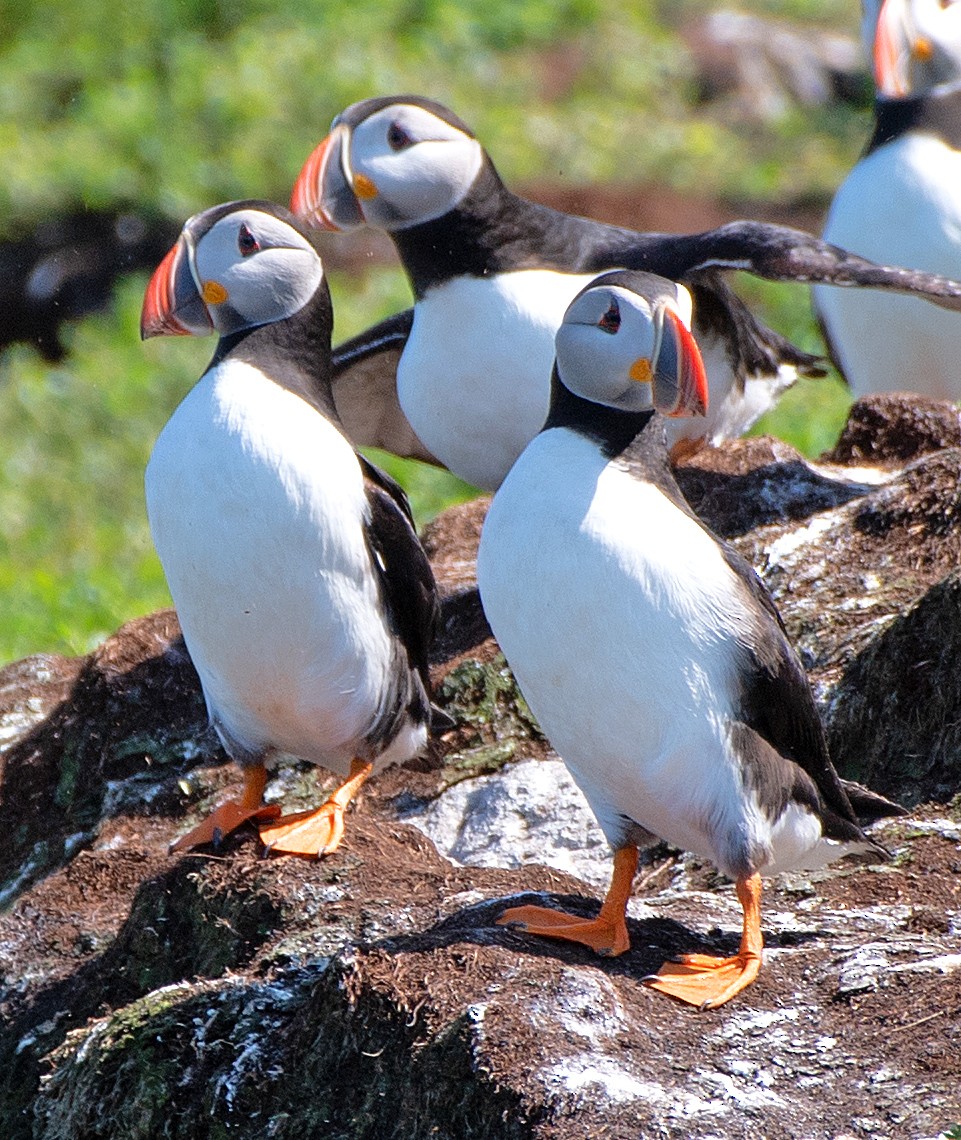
[0,0,866,663]
[1,0,862,229]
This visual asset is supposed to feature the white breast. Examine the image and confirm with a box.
[398,269,596,490]
[398,270,778,488]
[816,133,961,399]
[146,359,416,774]
[477,428,781,876]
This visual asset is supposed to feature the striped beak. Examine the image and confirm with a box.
[140,237,213,340]
[874,0,913,97]
[291,124,366,232]
[646,305,709,418]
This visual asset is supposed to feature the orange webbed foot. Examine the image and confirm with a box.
[643,950,762,1009]
[258,757,373,859]
[258,801,346,858]
[643,873,765,1010]
[497,903,630,957]
[497,846,639,958]
[169,799,280,854]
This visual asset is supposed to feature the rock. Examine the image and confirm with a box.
[401,756,611,888]
[1,393,961,1138]
[0,610,219,907]
[683,9,867,122]
[824,392,961,467]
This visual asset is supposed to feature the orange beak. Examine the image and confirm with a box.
[653,307,709,418]
[291,133,338,229]
[874,0,911,97]
[140,238,213,340]
[291,124,366,232]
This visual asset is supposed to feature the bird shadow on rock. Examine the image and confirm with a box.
[0,611,227,903]
[674,453,870,538]
[367,887,826,983]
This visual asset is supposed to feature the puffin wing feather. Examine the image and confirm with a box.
[657,220,961,311]
[358,454,439,687]
[331,309,440,463]
[718,541,870,836]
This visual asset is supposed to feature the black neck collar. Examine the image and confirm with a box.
[209,284,339,422]
[543,370,660,460]
[390,162,571,297]
[868,85,961,154]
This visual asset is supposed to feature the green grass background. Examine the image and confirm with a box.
[0,0,861,664]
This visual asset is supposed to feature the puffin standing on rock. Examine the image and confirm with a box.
[141,200,441,857]
[816,0,961,398]
[476,270,904,1009]
[291,94,961,490]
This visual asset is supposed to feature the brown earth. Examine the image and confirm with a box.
[1,393,960,1139]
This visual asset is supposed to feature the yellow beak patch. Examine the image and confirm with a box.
[629,358,653,384]
[202,280,229,305]
[914,37,933,61]
[352,173,379,200]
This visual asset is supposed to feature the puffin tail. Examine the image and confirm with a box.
[841,779,907,825]
[430,703,458,736]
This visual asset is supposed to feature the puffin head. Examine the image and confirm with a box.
[554,271,709,418]
[869,0,961,98]
[291,96,484,232]
[140,200,326,340]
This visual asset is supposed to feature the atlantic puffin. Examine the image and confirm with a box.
[140,200,441,857]
[291,94,961,490]
[476,270,904,1008]
[816,0,961,398]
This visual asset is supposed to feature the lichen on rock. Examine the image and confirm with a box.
[1,394,961,1138]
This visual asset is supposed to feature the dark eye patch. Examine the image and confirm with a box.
[598,298,621,334]
[386,121,414,151]
[237,223,260,256]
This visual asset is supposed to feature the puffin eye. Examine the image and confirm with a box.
[386,121,414,151]
[597,299,621,334]
[237,223,260,257]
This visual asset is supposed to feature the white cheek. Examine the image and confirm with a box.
[369,140,482,225]
[222,249,323,326]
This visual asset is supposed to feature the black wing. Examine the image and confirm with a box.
[640,220,961,311]
[631,434,903,831]
[359,454,439,688]
[688,272,825,398]
[720,540,865,832]
[727,556,905,831]
[330,309,441,464]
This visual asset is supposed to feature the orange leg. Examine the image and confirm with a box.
[644,872,764,1010]
[169,764,280,854]
[497,845,638,957]
[258,758,374,858]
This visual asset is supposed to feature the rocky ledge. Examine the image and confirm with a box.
[1,393,959,1139]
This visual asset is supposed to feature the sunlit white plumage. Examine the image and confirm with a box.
[146,358,425,773]
[816,0,961,398]
[476,271,900,1008]
[398,270,596,489]
[141,200,437,857]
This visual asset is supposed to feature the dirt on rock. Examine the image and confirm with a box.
[1,393,960,1139]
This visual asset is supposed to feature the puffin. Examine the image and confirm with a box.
[815,0,961,398]
[140,199,441,857]
[475,270,904,1009]
[291,94,961,490]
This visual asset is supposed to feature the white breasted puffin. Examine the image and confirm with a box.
[291,94,961,490]
[476,270,904,1009]
[816,0,961,398]
[141,199,441,857]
